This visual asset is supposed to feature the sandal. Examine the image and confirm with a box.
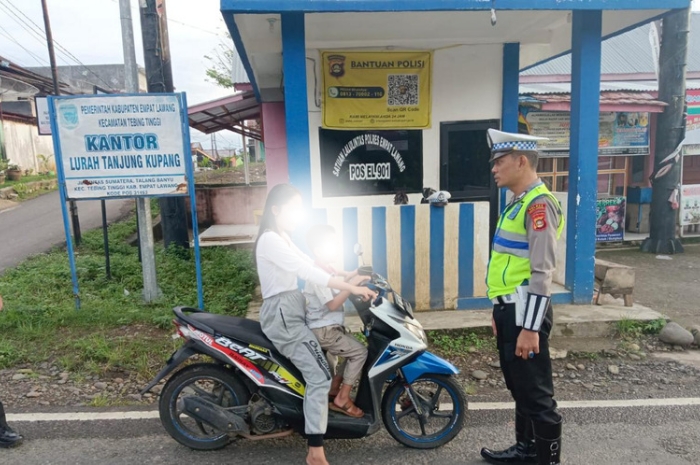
[329,401,364,418]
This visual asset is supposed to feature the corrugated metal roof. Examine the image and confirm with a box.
[520,79,700,95]
[529,92,666,107]
[523,13,700,75]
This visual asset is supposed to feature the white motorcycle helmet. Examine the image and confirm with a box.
[427,190,451,207]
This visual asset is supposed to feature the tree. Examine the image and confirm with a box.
[205,32,236,89]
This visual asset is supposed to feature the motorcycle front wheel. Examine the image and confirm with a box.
[381,374,466,449]
[159,363,250,450]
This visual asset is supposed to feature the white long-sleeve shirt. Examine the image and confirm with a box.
[256,230,332,299]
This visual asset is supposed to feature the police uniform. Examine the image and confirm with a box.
[480,129,563,465]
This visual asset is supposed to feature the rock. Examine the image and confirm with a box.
[569,373,577,380]
[659,322,694,347]
[59,372,70,379]
[552,373,558,378]
[688,325,700,346]
[26,391,42,398]
[143,393,153,399]
[629,354,642,361]
[39,401,50,407]
[114,378,125,385]
[550,348,568,360]
[488,379,498,387]
[673,345,686,352]
[577,364,585,371]
[471,370,489,381]
[583,383,595,390]
[57,379,67,385]
[94,382,108,390]
[467,347,478,354]
[608,365,620,375]
[151,385,163,395]
[566,363,578,371]
[628,343,641,352]
[489,360,501,369]
[12,374,27,381]
[17,369,33,374]
[67,387,81,395]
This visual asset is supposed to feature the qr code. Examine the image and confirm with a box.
[387,74,419,106]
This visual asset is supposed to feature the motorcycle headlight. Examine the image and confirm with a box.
[404,321,427,344]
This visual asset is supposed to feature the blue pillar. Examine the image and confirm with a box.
[567,10,602,304]
[281,13,311,199]
[500,42,520,212]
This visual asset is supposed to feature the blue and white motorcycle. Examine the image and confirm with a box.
[145,244,466,450]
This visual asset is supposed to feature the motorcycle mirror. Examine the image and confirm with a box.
[354,243,363,256]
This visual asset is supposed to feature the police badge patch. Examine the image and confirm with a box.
[328,55,346,78]
[528,203,547,231]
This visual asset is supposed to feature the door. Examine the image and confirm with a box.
[440,120,500,239]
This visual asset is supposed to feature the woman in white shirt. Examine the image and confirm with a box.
[255,184,374,465]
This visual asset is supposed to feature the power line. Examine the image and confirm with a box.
[108,0,225,37]
[0,0,118,91]
[0,25,49,66]
[0,1,76,67]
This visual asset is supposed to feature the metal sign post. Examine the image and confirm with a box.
[47,92,204,310]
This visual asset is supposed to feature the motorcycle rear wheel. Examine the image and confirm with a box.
[159,363,250,450]
[381,374,466,449]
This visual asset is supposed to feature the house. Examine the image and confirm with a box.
[520,13,700,238]
[221,0,691,310]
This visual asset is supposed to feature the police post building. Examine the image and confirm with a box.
[221,0,691,310]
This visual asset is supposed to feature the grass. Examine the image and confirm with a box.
[0,173,55,188]
[0,174,57,200]
[427,329,497,355]
[615,317,667,339]
[0,209,258,379]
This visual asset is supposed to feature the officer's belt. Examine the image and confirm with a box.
[492,294,516,305]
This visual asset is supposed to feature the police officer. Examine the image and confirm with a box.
[0,295,23,449]
[480,129,563,465]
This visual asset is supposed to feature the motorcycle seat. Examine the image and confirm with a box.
[187,313,277,353]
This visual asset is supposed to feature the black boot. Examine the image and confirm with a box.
[480,412,537,464]
[0,426,22,449]
[0,401,22,449]
[532,420,562,465]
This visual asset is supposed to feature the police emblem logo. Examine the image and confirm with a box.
[328,54,346,78]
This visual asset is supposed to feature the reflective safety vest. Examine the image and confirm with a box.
[486,183,565,299]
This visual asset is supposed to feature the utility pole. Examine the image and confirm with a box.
[139,0,190,251]
[641,8,690,255]
[41,0,82,245]
[120,0,160,302]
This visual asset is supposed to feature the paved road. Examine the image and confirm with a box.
[4,402,700,464]
[0,192,132,274]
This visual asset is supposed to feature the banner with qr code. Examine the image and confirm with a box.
[321,51,432,129]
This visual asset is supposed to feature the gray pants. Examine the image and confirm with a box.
[312,325,368,386]
[259,291,331,436]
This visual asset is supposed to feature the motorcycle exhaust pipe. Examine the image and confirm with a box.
[182,396,250,435]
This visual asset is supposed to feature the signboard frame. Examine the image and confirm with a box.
[321,50,433,130]
[523,110,650,157]
[595,196,627,242]
[34,96,52,135]
[47,92,204,309]
[318,128,424,197]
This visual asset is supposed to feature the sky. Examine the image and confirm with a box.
[1,0,700,150]
[0,0,240,150]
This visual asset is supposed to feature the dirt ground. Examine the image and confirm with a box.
[597,244,700,327]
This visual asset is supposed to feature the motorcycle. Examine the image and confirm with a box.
[143,244,467,450]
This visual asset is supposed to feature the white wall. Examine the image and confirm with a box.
[2,120,54,173]
[306,43,503,209]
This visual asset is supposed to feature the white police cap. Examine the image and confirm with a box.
[486,129,548,162]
